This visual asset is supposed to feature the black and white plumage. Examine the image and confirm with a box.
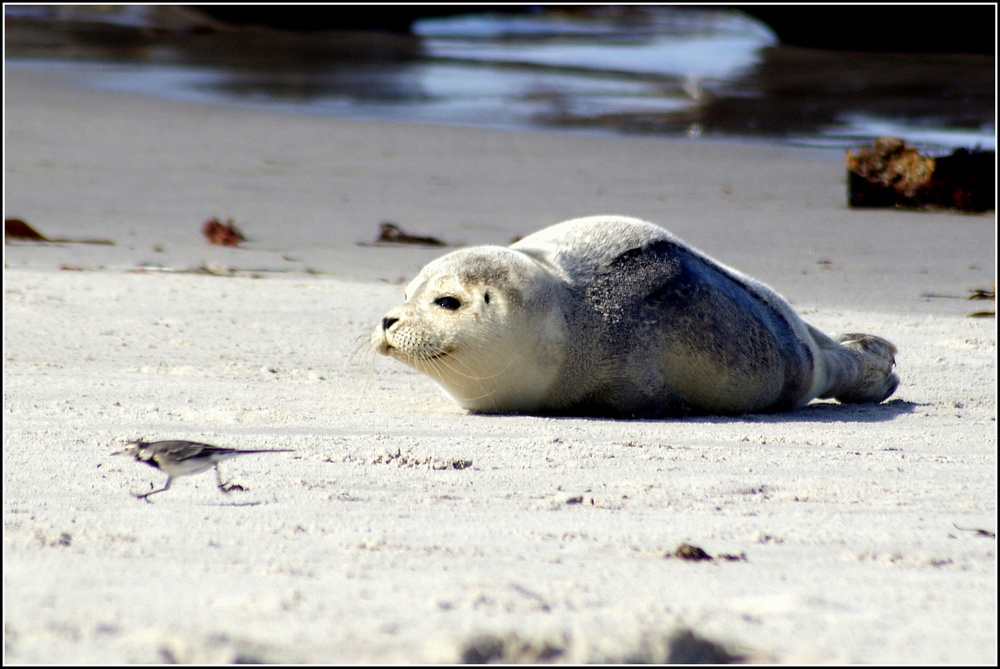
[113,440,293,501]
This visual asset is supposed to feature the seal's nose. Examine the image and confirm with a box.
[381,316,399,331]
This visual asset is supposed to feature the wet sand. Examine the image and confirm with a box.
[3,66,996,663]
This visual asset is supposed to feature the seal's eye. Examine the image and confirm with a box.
[434,296,462,310]
[483,292,491,304]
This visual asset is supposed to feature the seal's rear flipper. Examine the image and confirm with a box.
[827,333,899,404]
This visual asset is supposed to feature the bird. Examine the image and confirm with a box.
[113,440,293,501]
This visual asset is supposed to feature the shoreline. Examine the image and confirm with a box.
[6,67,993,311]
[4,66,996,664]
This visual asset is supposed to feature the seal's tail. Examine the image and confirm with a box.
[827,333,899,404]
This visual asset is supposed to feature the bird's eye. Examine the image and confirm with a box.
[434,296,462,310]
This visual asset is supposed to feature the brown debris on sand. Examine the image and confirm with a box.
[5,218,48,241]
[665,543,748,563]
[202,217,246,246]
[5,218,114,245]
[374,221,447,246]
[846,137,994,212]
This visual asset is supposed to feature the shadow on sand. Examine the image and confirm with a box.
[670,398,918,425]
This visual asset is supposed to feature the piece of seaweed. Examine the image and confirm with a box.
[847,137,994,213]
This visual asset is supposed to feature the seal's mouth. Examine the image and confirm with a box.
[381,344,451,363]
[411,348,454,364]
[416,349,451,362]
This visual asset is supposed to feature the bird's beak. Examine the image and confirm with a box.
[111,441,139,456]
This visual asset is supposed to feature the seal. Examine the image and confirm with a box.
[371,215,899,417]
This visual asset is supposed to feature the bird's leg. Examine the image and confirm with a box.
[215,464,245,493]
[135,476,172,502]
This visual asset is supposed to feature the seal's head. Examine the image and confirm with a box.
[371,246,568,413]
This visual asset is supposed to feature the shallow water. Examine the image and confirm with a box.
[5,5,995,152]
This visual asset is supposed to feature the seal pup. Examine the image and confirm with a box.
[371,215,898,417]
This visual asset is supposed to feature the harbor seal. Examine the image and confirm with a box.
[371,215,898,417]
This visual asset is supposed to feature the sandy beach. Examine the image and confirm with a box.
[3,65,996,663]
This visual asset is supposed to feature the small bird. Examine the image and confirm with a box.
[113,440,293,501]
